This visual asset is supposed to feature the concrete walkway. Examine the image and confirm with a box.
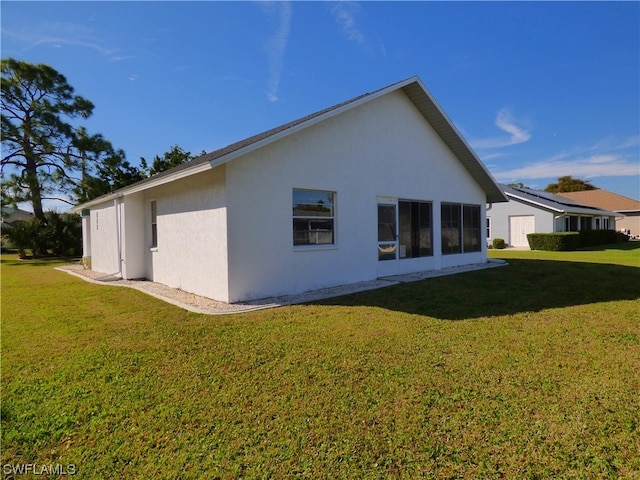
[57,259,507,315]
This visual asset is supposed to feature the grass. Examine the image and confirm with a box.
[1,244,639,479]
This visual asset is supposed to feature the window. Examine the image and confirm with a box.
[150,201,158,248]
[565,216,579,232]
[293,189,335,246]
[441,203,481,254]
[486,217,491,240]
[441,203,461,254]
[463,205,481,252]
[580,216,592,231]
[377,204,397,261]
[398,200,432,258]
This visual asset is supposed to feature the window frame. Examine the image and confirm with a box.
[292,189,336,248]
[398,199,433,259]
[150,200,158,249]
[441,203,462,255]
[441,202,482,255]
[463,204,482,253]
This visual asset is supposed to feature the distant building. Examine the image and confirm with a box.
[487,185,619,248]
[557,189,640,238]
[0,207,33,228]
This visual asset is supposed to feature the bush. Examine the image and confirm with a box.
[579,230,629,247]
[527,231,628,251]
[2,212,81,258]
[527,232,581,251]
[492,238,506,249]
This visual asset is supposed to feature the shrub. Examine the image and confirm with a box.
[527,232,581,251]
[2,212,81,258]
[492,238,506,249]
[579,230,629,247]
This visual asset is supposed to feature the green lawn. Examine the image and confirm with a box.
[2,245,639,479]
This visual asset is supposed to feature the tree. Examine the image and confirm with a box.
[140,145,194,176]
[1,58,113,220]
[544,176,598,193]
[73,128,145,204]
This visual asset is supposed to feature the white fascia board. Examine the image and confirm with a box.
[72,161,213,211]
[507,193,564,213]
[506,193,618,217]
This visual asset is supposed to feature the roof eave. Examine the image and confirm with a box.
[72,161,213,211]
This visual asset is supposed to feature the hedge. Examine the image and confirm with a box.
[527,231,629,251]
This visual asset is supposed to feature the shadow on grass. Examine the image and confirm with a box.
[316,259,640,320]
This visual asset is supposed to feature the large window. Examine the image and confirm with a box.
[463,205,481,252]
[150,201,158,248]
[441,203,481,254]
[399,200,432,258]
[564,216,579,232]
[293,189,335,246]
[441,203,461,254]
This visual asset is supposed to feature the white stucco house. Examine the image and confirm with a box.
[74,76,507,303]
[487,184,620,248]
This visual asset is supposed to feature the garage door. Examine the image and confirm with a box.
[509,216,535,247]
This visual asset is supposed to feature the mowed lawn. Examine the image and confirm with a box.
[1,245,639,479]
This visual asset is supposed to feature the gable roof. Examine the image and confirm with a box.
[556,189,640,213]
[502,184,620,217]
[74,76,507,210]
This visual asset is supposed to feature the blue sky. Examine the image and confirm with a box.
[2,1,639,207]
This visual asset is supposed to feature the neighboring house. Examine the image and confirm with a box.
[487,185,619,248]
[0,207,33,228]
[557,189,640,239]
[73,76,507,303]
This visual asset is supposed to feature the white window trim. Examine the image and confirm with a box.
[292,188,337,249]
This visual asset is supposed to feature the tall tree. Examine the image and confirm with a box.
[545,176,598,193]
[73,128,145,204]
[140,145,194,176]
[1,59,109,219]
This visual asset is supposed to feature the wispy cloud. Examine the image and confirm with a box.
[471,108,531,149]
[492,138,639,183]
[331,2,366,47]
[259,2,293,103]
[2,22,130,62]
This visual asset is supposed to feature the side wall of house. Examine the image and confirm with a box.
[616,212,639,237]
[487,200,555,246]
[122,192,146,279]
[89,200,122,276]
[143,166,229,302]
[225,90,489,302]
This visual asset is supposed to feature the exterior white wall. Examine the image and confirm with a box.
[143,167,229,301]
[121,192,146,279]
[487,200,555,247]
[225,91,488,302]
[88,200,122,275]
